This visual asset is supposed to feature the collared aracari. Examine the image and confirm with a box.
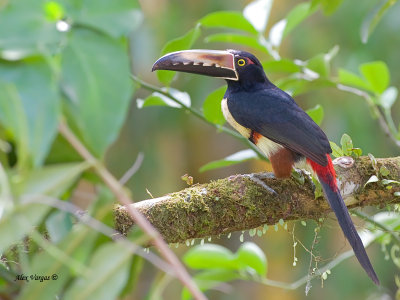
[152,49,379,285]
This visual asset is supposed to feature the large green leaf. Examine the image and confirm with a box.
[0,59,60,168]
[199,11,257,34]
[0,162,86,254]
[64,242,132,300]
[320,0,344,15]
[63,0,142,38]
[0,0,64,59]
[359,61,390,94]
[184,244,237,270]
[61,29,133,157]
[156,25,201,86]
[338,68,371,91]
[202,86,226,125]
[262,59,301,73]
[204,33,268,54]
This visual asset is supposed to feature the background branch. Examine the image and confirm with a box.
[115,156,400,244]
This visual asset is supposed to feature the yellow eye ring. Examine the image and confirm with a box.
[237,58,246,66]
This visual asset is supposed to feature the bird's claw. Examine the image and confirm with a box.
[245,173,278,195]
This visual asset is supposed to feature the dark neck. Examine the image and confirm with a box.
[226,73,273,93]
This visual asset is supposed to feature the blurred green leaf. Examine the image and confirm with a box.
[352,148,362,157]
[46,210,73,243]
[340,133,353,156]
[306,104,324,126]
[379,86,398,109]
[0,0,64,59]
[202,86,226,125]
[181,269,239,300]
[65,0,142,38]
[306,54,329,77]
[360,61,390,94]
[320,0,344,15]
[17,162,88,196]
[183,244,237,270]
[0,202,50,254]
[338,68,371,91]
[199,149,258,172]
[17,223,98,300]
[329,141,344,158]
[276,77,335,96]
[204,33,268,54]
[365,175,379,187]
[283,2,317,37]
[262,59,301,73]
[0,59,60,168]
[64,242,132,300]
[199,11,257,34]
[243,0,273,33]
[157,25,201,86]
[137,89,191,109]
[361,0,398,43]
[61,29,133,157]
[236,242,267,276]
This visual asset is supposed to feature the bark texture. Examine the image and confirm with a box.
[114,156,400,244]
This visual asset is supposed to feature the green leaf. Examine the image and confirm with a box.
[379,166,390,177]
[364,175,379,187]
[360,61,390,94]
[243,0,273,33]
[17,223,98,300]
[61,29,133,157]
[66,0,142,38]
[44,1,65,21]
[352,148,362,157]
[156,25,201,86]
[329,141,344,158]
[0,202,50,254]
[236,242,267,276]
[0,59,60,168]
[199,149,258,172]
[340,133,353,156]
[338,68,371,91]
[183,244,237,270]
[320,0,344,15]
[202,86,226,125]
[306,104,324,126]
[46,211,73,243]
[379,86,398,109]
[137,89,191,109]
[64,242,132,300]
[262,59,301,73]
[204,33,268,54]
[16,162,89,197]
[199,11,257,34]
[361,0,398,43]
[0,0,64,59]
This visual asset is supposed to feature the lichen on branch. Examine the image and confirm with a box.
[114,156,400,244]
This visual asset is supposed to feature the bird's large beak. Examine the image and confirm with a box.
[152,49,238,80]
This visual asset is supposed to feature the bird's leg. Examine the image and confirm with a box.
[244,173,277,195]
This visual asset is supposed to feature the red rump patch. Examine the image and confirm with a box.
[307,154,338,192]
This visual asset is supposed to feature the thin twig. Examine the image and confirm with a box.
[130,74,267,160]
[337,84,400,148]
[353,210,400,245]
[120,152,145,185]
[58,121,207,300]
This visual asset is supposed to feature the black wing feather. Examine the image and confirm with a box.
[227,87,331,166]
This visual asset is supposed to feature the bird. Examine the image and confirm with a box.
[152,49,379,285]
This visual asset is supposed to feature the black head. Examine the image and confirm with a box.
[152,49,270,88]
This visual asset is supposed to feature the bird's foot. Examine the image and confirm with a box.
[244,173,277,195]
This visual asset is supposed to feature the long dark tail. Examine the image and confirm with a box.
[308,155,380,285]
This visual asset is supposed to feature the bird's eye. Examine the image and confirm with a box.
[237,58,246,66]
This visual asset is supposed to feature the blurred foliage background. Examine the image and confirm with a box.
[0,0,399,299]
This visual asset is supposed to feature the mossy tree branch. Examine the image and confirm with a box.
[115,156,400,244]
